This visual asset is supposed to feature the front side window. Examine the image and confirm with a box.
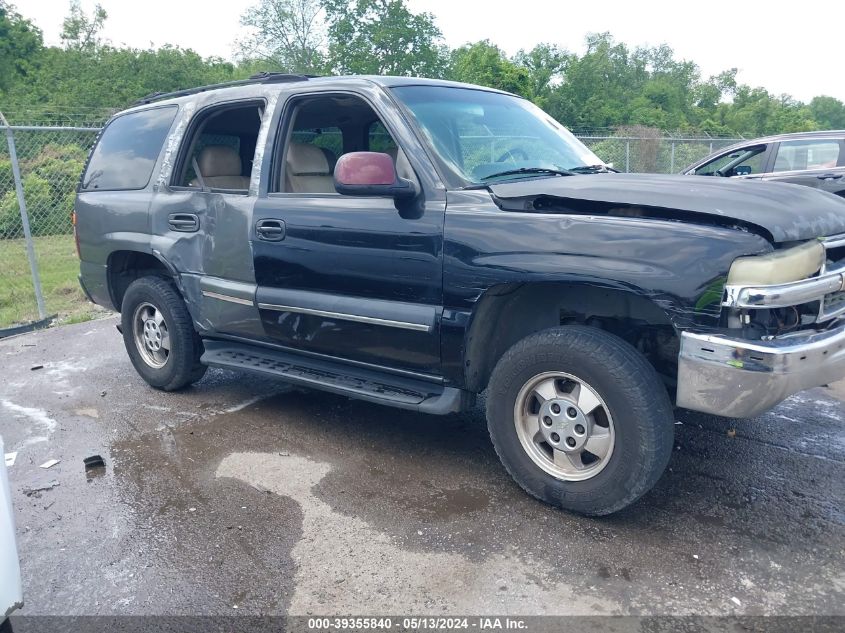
[694,145,767,176]
[81,106,177,191]
[773,140,841,173]
[276,94,407,194]
[390,86,603,186]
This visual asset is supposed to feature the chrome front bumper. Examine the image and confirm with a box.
[676,322,845,418]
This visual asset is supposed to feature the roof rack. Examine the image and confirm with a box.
[133,72,314,106]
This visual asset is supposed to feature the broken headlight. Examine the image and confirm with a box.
[727,240,825,286]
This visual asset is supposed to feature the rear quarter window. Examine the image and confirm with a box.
[81,106,178,191]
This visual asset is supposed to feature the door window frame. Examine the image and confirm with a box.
[266,89,416,199]
[690,143,772,177]
[168,97,267,196]
[768,138,845,175]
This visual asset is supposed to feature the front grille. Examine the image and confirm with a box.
[820,233,845,321]
[824,290,845,311]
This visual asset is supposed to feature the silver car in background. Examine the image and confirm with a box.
[682,130,845,197]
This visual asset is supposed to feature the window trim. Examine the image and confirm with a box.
[78,104,179,193]
[168,97,266,195]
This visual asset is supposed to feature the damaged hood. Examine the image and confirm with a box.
[489,173,845,243]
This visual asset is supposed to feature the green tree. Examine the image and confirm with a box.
[512,43,568,108]
[0,1,42,91]
[60,0,108,52]
[322,0,447,76]
[238,0,326,74]
[809,96,845,130]
[449,41,530,95]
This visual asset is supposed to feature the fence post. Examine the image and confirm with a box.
[670,141,676,173]
[0,112,47,320]
[625,140,630,173]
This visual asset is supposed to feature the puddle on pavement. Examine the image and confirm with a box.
[102,385,845,615]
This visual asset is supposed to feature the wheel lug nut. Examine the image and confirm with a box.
[574,424,585,435]
[542,416,552,427]
[566,437,576,448]
[551,403,560,414]
[567,407,578,418]
[550,432,560,443]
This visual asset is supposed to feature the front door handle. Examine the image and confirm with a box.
[818,173,843,180]
[255,219,286,241]
[168,213,199,232]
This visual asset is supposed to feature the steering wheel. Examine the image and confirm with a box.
[496,147,530,163]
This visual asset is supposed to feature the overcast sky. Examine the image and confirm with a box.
[19,0,844,103]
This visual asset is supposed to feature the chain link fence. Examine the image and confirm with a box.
[0,117,745,332]
[0,116,102,331]
[577,134,742,174]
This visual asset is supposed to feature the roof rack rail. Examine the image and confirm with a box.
[133,72,314,106]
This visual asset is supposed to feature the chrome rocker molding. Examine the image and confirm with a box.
[676,322,845,418]
[201,290,254,307]
[256,303,432,332]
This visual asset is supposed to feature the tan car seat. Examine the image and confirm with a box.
[190,146,250,190]
[285,142,336,193]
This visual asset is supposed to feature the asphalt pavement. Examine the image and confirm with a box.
[1,316,843,617]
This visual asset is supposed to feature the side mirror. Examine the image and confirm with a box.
[334,151,416,199]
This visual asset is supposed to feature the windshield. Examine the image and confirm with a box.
[391,86,604,187]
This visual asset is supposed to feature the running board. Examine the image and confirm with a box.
[200,340,465,415]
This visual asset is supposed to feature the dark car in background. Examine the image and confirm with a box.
[683,130,845,197]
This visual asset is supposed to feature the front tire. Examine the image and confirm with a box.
[121,276,207,391]
[486,326,674,516]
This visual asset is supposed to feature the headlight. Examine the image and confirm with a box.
[727,240,825,285]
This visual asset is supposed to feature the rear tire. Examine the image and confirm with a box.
[121,276,207,391]
[486,325,674,516]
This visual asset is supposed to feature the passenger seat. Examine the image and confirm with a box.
[285,142,335,193]
[190,145,250,190]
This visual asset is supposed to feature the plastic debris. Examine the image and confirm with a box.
[39,458,60,469]
[727,429,737,438]
[731,597,742,606]
[4,452,17,467]
[23,481,59,497]
[83,455,105,470]
[30,364,43,371]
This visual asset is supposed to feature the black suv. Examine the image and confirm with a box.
[683,130,845,197]
[75,74,845,515]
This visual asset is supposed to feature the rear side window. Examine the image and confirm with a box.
[773,139,841,173]
[81,106,177,191]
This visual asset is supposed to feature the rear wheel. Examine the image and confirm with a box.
[486,325,674,516]
[121,276,206,391]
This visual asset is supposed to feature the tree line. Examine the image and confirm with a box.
[1,0,845,135]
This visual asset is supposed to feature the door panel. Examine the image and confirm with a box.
[251,194,444,373]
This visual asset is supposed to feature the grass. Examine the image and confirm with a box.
[0,234,108,329]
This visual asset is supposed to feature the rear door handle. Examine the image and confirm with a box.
[255,219,286,241]
[818,173,843,180]
[168,213,199,232]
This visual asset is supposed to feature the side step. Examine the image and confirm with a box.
[200,340,465,415]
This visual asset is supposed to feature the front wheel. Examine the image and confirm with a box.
[486,326,674,516]
[121,276,207,391]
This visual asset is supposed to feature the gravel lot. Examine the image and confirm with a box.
[1,316,843,618]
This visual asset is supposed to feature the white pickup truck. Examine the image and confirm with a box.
[1,436,23,626]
